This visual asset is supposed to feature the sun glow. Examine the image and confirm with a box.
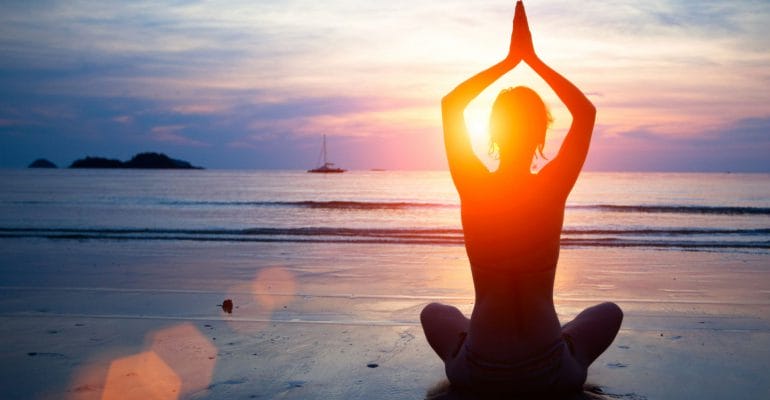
[464,107,490,150]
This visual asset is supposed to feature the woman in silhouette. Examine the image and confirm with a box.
[421,1,622,396]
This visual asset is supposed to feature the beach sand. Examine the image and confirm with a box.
[1,239,768,399]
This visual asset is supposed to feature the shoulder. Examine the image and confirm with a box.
[535,160,579,201]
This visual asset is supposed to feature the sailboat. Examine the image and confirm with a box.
[307,134,346,173]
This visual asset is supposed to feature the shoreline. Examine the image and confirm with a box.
[0,240,768,399]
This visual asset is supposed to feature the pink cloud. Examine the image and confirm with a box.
[172,104,227,115]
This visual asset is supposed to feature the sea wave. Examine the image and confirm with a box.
[7,199,770,216]
[571,205,770,215]
[158,200,453,209]
[161,200,770,215]
[1,227,768,250]
[154,201,770,215]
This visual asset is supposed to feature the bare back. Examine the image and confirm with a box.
[460,171,566,362]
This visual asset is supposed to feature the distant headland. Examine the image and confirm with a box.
[70,152,202,169]
[28,152,203,169]
[28,159,58,168]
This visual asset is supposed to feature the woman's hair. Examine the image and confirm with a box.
[488,86,552,160]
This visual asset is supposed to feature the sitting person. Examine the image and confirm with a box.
[421,1,622,396]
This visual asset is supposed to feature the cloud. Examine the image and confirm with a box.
[113,115,133,124]
[585,117,770,171]
[171,104,228,115]
[149,125,208,147]
[1,0,769,170]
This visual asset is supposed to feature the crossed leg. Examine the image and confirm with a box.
[420,302,470,361]
[421,301,621,395]
[561,302,624,368]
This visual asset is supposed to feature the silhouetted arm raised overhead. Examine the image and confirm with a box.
[442,60,516,190]
[511,0,596,195]
[529,54,595,195]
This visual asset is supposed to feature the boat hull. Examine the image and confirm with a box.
[307,167,346,173]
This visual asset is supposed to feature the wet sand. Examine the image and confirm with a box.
[0,239,768,399]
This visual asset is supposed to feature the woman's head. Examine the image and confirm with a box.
[489,86,551,165]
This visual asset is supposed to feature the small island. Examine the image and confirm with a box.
[70,157,124,168]
[28,159,58,168]
[68,152,202,169]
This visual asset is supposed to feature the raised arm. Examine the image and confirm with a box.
[442,58,518,191]
[441,9,522,197]
[514,1,596,195]
[529,55,595,194]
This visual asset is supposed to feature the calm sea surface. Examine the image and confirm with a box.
[0,170,768,252]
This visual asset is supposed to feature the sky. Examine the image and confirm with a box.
[1,0,769,171]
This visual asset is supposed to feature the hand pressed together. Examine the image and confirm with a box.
[507,0,535,64]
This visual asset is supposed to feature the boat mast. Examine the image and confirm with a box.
[323,134,327,165]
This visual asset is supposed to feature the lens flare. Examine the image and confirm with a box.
[67,324,215,400]
[252,267,297,312]
[147,323,217,397]
[225,266,298,334]
[102,351,181,400]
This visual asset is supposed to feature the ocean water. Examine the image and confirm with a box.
[0,169,768,252]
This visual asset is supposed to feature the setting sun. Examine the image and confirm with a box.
[464,107,490,150]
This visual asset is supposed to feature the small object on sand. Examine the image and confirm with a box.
[222,299,233,314]
[366,363,378,368]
